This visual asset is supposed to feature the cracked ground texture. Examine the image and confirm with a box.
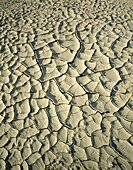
[0,0,133,169]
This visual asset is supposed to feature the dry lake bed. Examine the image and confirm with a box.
[0,0,133,169]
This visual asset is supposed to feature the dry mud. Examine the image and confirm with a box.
[0,0,133,169]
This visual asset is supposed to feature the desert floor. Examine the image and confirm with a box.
[0,0,133,169]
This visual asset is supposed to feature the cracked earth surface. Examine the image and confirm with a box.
[0,0,133,169]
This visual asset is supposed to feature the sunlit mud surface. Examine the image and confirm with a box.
[0,0,133,169]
